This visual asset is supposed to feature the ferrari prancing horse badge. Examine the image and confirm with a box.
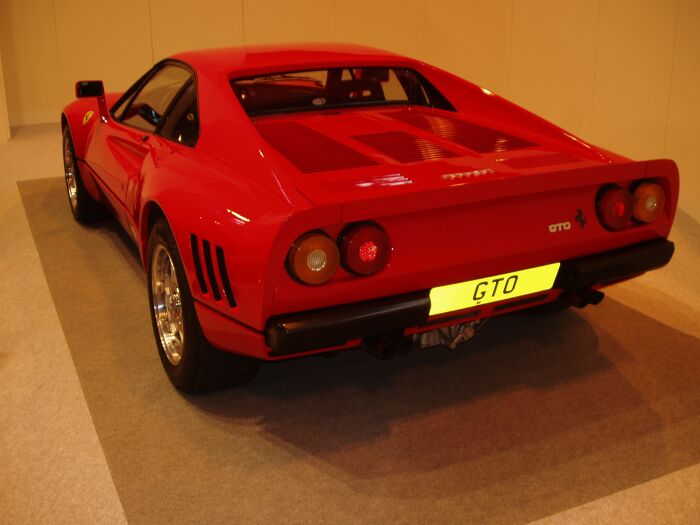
[82,110,94,125]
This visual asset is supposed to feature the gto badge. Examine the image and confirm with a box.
[82,110,95,125]
[548,221,572,233]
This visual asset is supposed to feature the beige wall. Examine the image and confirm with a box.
[0,0,698,205]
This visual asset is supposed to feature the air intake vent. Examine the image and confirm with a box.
[215,246,236,308]
[352,131,457,163]
[202,239,221,301]
[385,110,536,153]
[502,152,580,169]
[255,121,378,173]
[190,234,208,294]
[190,234,236,307]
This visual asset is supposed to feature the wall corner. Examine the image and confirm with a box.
[0,48,10,143]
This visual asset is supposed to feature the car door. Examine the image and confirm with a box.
[86,63,192,235]
[125,77,200,227]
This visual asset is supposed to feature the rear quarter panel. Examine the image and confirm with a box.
[136,137,336,331]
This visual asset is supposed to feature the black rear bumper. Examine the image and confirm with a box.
[553,238,674,289]
[266,239,674,356]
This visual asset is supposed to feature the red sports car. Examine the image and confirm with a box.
[61,44,677,392]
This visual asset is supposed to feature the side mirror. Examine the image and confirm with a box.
[75,80,108,123]
[75,80,105,98]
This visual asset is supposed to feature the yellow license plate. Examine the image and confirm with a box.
[429,262,561,316]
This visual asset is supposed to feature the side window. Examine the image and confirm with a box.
[120,65,191,133]
[110,68,153,120]
[159,81,199,147]
[112,93,132,121]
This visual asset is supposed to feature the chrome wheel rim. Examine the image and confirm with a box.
[63,135,78,209]
[151,244,184,365]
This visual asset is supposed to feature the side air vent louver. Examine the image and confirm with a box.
[215,246,236,308]
[384,110,537,153]
[255,121,378,173]
[352,131,458,163]
[202,239,221,301]
[190,234,236,307]
[190,234,208,294]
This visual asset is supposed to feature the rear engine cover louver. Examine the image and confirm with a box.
[255,121,378,173]
[384,111,537,153]
[352,131,458,163]
[502,152,580,169]
[190,234,236,308]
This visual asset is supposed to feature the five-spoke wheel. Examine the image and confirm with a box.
[147,218,259,392]
[151,244,185,366]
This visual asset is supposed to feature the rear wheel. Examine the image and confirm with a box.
[147,218,259,392]
[62,127,103,222]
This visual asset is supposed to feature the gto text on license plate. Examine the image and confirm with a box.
[429,262,561,316]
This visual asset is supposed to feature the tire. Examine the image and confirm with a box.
[62,126,104,222]
[147,217,259,393]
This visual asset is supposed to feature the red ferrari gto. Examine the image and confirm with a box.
[61,44,677,392]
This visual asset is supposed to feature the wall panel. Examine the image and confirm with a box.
[424,0,513,96]
[509,0,598,139]
[149,0,244,62]
[0,0,62,125]
[52,0,152,105]
[243,0,334,45]
[665,0,700,207]
[590,0,677,159]
[335,0,424,59]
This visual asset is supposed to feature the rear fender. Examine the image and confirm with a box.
[137,146,306,331]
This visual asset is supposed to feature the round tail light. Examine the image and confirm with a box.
[632,182,665,223]
[597,186,633,230]
[341,223,391,275]
[287,232,339,285]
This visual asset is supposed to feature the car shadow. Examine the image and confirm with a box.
[181,298,700,506]
[188,308,611,463]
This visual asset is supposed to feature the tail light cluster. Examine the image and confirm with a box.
[287,232,340,285]
[597,180,665,231]
[287,223,390,285]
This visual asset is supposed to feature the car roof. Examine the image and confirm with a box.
[171,43,413,76]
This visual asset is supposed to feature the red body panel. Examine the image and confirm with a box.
[62,44,679,360]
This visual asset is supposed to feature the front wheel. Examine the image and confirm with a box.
[147,218,259,392]
[62,127,104,222]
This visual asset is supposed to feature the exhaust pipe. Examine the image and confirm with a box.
[362,331,412,360]
[562,289,605,308]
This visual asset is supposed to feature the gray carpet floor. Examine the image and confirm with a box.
[18,176,700,523]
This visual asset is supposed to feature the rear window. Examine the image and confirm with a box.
[231,67,454,116]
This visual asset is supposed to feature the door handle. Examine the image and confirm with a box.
[140,134,150,142]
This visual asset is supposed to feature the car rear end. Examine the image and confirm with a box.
[199,61,678,361]
[262,151,677,358]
